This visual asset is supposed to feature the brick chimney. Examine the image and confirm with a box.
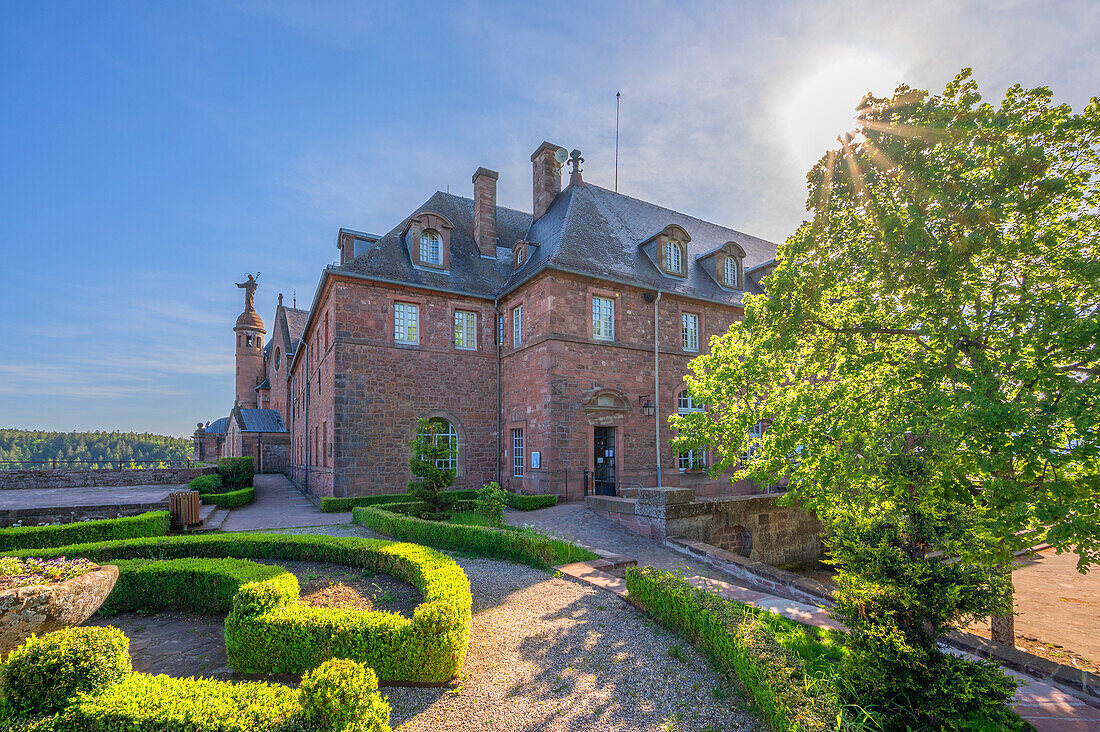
[531,141,563,221]
[472,167,499,257]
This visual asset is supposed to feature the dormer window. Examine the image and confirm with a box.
[513,241,527,270]
[723,256,739,288]
[407,211,452,270]
[666,240,683,275]
[419,230,442,265]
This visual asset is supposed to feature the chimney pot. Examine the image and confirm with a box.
[472,167,499,258]
[531,141,563,221]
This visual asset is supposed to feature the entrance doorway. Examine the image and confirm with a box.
[593,426,616,496]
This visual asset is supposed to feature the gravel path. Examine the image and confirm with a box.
[280,525,763,732]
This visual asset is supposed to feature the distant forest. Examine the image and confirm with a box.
[0,429,193,469]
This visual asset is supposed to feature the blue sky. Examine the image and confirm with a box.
[1,1,1097,436]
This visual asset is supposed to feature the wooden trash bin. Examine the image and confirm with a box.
[169,490,201,528]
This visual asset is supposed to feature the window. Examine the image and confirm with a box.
[682,313,699,351]
[454,310,477,349]
[394,302,419,343]
[430,418,457,471]
[498,314,504,346]
[743,421,764,462]
[512,304,524,346]
[678,390,705,471]
[419,230,442,265]
[666,240,683,274]
[724,256,739,288]
[592,296,614,340]
[274,347,281,372]
[512,428,524,477]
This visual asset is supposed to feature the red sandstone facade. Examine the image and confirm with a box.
[266,141,780,499]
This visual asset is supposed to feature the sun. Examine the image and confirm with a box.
[780,52,905,172]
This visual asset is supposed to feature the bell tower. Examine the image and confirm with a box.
[233,274,266,408]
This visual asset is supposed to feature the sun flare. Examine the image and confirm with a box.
[780,53,905,172]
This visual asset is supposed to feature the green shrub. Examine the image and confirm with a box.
[58,673,300,731]
[625,567,841,732]
[407,419,456,517]
[319,489,478,513]
[199,487,255,508]
[217,456,254,490]
[9,533,471,684]
[476,482,507,526]
[188,474,223,493]
[1,626,131,718]
[299,659,391,732]
[353,505,553,567]
[0,512,169,552]
[503,492,557,510]
[101,557,293,615]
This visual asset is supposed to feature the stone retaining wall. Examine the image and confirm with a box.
[0,466,216,491]
[587,487,823,567]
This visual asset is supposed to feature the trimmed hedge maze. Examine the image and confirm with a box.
[11,533,472,683]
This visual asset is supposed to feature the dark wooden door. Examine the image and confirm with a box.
[593,427,616,496]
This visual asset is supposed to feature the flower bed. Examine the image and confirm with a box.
[0,511,169,552]
[0,557,99,591]
[10,533,472,683]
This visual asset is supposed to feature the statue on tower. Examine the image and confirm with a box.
[236,273,260,312]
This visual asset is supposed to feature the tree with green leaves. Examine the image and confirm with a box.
[673,67,1098,696]
[407,418,457,518]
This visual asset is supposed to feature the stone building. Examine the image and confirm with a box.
[246,142,781,499]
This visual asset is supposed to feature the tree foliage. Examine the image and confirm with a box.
[674,69,1100,569]
[673,70,1098,724]
[0,428,193,468]
[407,418,457,518]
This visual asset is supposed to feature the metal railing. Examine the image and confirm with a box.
[0,459,196,471]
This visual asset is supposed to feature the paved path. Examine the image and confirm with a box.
[0,485,173,510]
[220,474,348,531]
[524,503,1100,732]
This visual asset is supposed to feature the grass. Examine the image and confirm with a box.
[448,511,599,565]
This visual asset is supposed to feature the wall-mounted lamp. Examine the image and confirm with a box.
[639,395,656,417]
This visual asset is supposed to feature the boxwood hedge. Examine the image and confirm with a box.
[503,492,558,510]
[319,489,479,513]
[12,533,471,684]
[0,511,169,552]
[199,486,255,508]
[352,505,553,567]
[188,474,223,493]
[100,557,291,615]
[625,566,841,732]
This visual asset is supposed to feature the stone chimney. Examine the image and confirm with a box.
[472,167,499,257]
[531,141,563,221]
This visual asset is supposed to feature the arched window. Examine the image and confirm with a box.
[665,240,683,274]
[274,347,281,372]
[428,418,457,470]
[419,230,442,265]
[723,256,740,288]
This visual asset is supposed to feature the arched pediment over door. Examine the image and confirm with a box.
[582,388,631,426]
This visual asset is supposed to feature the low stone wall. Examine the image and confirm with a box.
[588,487,823,567]
[0,466,216,491]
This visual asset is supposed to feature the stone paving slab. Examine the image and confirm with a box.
[220,474,350,531]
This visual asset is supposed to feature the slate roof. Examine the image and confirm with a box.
[234,408,287,433]
[205,417,229,435]
[332,181,777,304]
[336,191,530,298]
[284,307,309,344]
[254,379,271,391]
